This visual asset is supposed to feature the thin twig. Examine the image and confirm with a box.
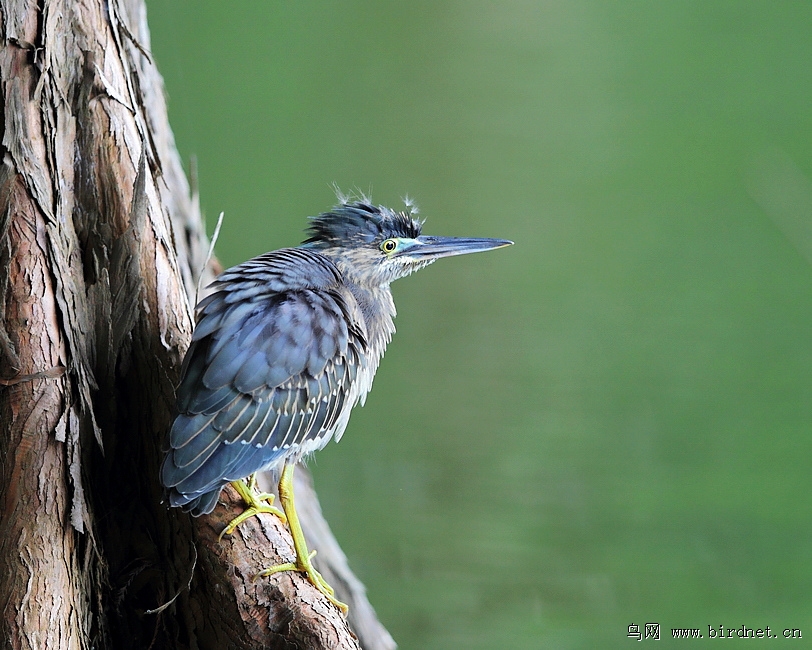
[195,211,224,306]
[144,543,197,615]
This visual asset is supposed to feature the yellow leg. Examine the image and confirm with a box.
[218,474,287,542]
[258,463,348,615]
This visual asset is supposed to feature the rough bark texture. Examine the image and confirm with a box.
[0,1,395,648]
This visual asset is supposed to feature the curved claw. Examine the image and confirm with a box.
[259,549,347,614]
[218,477,287,542]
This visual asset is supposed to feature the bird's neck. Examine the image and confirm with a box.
[345,281,397,361]
[318,251,398,364]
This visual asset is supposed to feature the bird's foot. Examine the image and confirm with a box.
[218,476,287,541]
[258,549,348,615]
[253,463,348,614]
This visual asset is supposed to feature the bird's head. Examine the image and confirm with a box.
[302,201,512,287]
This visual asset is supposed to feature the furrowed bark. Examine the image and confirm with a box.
[0,1,393,648]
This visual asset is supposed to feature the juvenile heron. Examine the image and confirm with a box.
[161,200,512,612]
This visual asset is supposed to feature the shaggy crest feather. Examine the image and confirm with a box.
[302,201,422,249]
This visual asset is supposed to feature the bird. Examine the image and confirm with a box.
[161,199,512,613]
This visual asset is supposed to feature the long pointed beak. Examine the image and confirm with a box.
[402,236,513,260]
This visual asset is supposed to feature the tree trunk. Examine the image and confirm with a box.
[0,2,395,648]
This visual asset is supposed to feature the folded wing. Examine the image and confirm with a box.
[161,248,367,515]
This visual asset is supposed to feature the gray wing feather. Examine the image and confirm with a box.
[161,248,368,514]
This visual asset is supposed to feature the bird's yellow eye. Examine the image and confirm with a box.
[381,238,398,253]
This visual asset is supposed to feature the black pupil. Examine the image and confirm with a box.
[385,240,395,251]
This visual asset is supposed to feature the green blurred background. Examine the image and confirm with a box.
[146,2,812,647]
